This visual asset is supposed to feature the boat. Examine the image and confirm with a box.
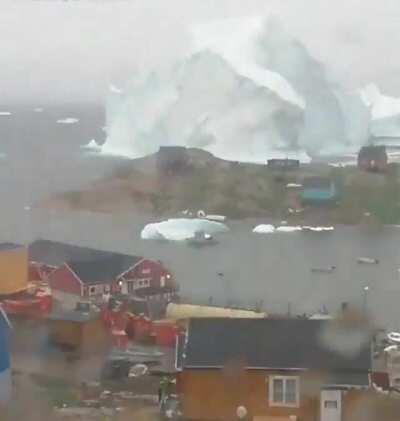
[357,257,379,264]
[311,266,336,273]
[186,231,218,247]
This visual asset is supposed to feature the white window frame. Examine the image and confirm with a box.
[268,376,300,408]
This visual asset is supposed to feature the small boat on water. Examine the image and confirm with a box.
[186,230,218,247]
[311,266,336,273]
[357,257,379,264]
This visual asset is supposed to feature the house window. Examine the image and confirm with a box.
[324,400,338,409]
[269,376,299,407]
[89,286,96,295]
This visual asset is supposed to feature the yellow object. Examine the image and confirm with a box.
[166,303,266,320]
[0,245,28,295]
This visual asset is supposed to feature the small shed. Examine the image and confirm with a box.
[48,309,109,352]
[301,176,337,203]
[358,145,388,172]
[157,146,191,176]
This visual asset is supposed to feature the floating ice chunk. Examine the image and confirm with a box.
[81,139,101,152]
[276,226,302,232]
[0,112,11,116]
[110,84,123,94]
[286,183,302,188]
[253,224,275,234]
[34,107,43,112]
[302,226,334,232]
[141,218,228,241]
[57,117,79,124]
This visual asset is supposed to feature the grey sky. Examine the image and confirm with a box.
[1,0,400,103]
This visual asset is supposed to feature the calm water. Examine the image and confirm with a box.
[1,105,400,329]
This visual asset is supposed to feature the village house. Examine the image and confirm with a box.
[357,145,388,172]
[176,318,372,421]
[48,305,109,352]
[301,176,337,204]
[29,240,177,309]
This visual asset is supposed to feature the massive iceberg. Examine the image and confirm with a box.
[101,17,400,162]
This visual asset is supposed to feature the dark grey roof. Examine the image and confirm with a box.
[29,240,142,281]
[67,254,142,284]
[49,310,101,323]
[182,318,371,372]
[0,243,24,252]
[322,372,370,388]
[358,145,387,161]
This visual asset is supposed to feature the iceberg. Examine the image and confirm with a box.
[81,139,101,152]
[253,224,275,234]
[57,117,79,124]
[141,218,229,241]
[0,112,11,116]
[33,107,43,112]
[276,226,302,232]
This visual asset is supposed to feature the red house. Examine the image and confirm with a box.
[30,240,177,309]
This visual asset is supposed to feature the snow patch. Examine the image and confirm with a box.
[141,218,229,241]
[57,118,79,124]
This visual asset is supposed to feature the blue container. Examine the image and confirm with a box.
[0,307,11,404]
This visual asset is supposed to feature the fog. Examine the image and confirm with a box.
[2,0,400,103]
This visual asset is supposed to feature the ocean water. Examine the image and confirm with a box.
[1,105,400,329]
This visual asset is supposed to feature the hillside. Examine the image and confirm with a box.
[40,148,400,225]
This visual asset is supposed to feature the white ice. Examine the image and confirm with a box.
[0,112,11,116]
[81,139,101,152]
[141,218,229,241]
[253,224,275,234]
[57,118,79,124]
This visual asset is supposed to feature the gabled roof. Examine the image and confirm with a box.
[181,318,371,372]
[29,240,141,278]
[67,254,142,285]
[0,243,24,252]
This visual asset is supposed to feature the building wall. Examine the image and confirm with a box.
[120,259,175,295]
[178,369,366,421]
[49,264,82,296]
[52,290,81,311]
[0,247,28,295]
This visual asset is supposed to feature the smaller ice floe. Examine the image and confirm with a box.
[309,312,333,320]
[0,111,11,116]
[253,224,275,234]
[81,139,101,152]
[357,257,379,264]
[33,107,43,112]
[186,230,218,247]
[286,183,302,188]
[302,226,334,232]
[311,266,336,273]
[141,218,228,241]
[276,225,302,232]
[57,117,79,124]
[109,84,123,94]
[197,209,226,222]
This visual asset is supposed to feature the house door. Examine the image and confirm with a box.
[320,390,342,421]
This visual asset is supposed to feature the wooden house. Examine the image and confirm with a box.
[357,145,388,172]
[0,243,28,296]
[176,318,372,421]
[301,177,337,204]
[48,308,109,352]
[157,146,191,176]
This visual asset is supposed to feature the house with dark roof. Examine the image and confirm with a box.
[358,145,388,172]
[176,318,372,421]
[301,176,337,204]
[32,240,177,309]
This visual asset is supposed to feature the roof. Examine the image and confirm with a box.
[48,310,101,323]
[0,243,24,252]
[358,145,387,161]
[181,318,371,372]
[67,254,142,284]
[29,240,142,281]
